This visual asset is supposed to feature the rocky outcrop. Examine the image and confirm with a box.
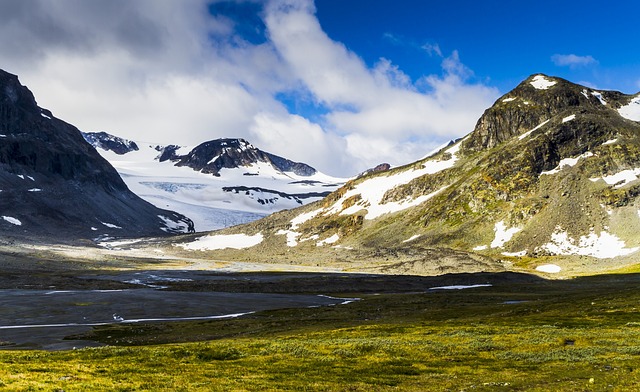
[0,69,193,240]
[82,131,139,155]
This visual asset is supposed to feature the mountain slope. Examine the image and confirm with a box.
[84,133,346,231]
[0,69,193,241]
[165,74,640,276]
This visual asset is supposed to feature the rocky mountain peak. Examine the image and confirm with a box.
[462,74,627,153]
[171,138,317,177]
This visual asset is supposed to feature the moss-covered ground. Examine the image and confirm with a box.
[3,273,640,391]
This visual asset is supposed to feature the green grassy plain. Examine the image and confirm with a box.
[3,273,640,391]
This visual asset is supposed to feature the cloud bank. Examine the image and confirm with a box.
[0,0,499,176]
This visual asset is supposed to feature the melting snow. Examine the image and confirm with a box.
[602,138,618,145]
[562,114,576,123]
[291,209,323,230]
[536,264,562,273]
[590,168,640,188]
[537,227,639,259]
[530,75,557,90]
[473,245,488,251]
[2,216,22,226]
[177,232,264,251]
[491,221,521,248]
[502,97,516,102]
[316,234,339,247]
[519,119,550,140]
[429,284,492,290]
[541,152,594,175]
[618,96,640,121]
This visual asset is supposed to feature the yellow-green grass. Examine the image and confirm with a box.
[3,274,640,391]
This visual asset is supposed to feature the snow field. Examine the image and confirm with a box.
[540,152,593,175]
[490,221,521,249]
[536,227,638,259]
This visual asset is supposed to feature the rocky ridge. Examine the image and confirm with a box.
[164,74,640,276]
[0,69,193,240]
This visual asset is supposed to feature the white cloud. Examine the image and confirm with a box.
[551,54,598,68]
[0,0,499,177]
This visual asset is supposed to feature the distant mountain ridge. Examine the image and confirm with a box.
[0,69,193,240]
[164,74,640,277]
[84,132,346,232]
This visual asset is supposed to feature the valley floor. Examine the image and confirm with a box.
[1,249,640,390]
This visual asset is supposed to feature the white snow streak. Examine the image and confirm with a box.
[403,235,421,243]
[530,75,557,90]
[519,119,550,140]
[177,232,264,251]
[541,152,593,175]
[491,221,521,249]
[562,114,576,123]
[2,216,22,226]
[101,221,122,229]
[502,97,516,103]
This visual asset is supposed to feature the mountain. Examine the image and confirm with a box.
[166,74,640,276]
[84,133,346,232]
[0,69,193,241]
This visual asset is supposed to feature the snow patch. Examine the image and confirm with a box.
[98,239,143,249]
[177,233,264,251]
[502,97,516,102]
[591,91,607,105]
[602,138,618,146]
[27,188,42,192]
[590,168,640,188]
[2,216,22,226]
[491,221,521,249]
[536,264,562,273]
[16,175,24,180]
[537,227,639,259]
[316,234,339,247]
[541,152,593,175]
[618,96,640,121]
[276,229,301,247]
[473,245,488,251]
[562,114,576,123]
[291,209,323,230]
[40,113,51,120]
[519,119,550,140]
[530,75,557,90]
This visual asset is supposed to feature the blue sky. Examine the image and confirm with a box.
[1,0,638,176]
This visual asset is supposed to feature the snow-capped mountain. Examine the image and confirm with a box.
[83,133,346,232]
[0,69,193,240]
[164,74,640,276]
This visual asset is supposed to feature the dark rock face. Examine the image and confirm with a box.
[463,74,625,153]
[172,138,317,177]
[0,69,193,240]
[358,163,391,178]
[82,131,139,155]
